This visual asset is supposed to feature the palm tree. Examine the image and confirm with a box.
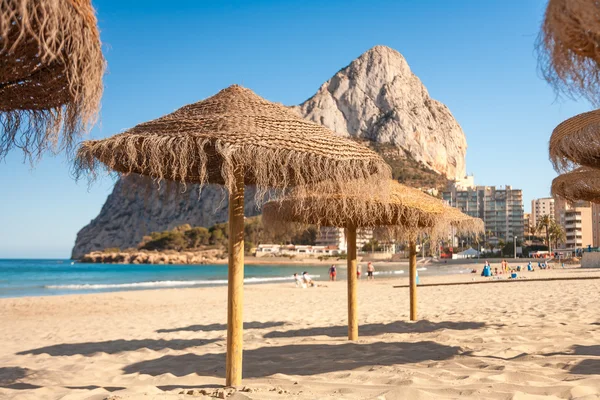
[549,221,566,250]
[536,215,553,251]
[498,239,506,255]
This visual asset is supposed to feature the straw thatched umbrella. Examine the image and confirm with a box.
[537,0,600,105]
[0,0,105,160]
[549,109,600,172]
[552,166,600,203]
[75,85,391,386]
[263,181,483,333]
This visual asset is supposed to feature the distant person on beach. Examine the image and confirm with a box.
[357,264,362,279]
[294,273,304,288]
[329,264,337,281]
[302,271,315,287]
[367,262,375,280]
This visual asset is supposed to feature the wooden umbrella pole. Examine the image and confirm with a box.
[409,238,417,321]
[347,225,358,340]
[226,168,245,387]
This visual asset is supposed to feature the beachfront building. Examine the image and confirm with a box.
[255,244,342,257]
[316,227,373,253]
[442,177,524,244]
[531,197,555,227]
[554,200,593,249]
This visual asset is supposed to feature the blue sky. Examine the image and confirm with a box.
[0,0,592,258]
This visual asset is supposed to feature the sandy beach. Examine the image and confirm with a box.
[1,267,599,400]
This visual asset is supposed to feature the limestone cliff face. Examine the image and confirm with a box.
[292,45,466,179]
[71,45,467,258]
[71,176,259,259]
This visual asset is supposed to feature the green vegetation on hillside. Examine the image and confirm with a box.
[369,142,449,191]
[135,216,318,254]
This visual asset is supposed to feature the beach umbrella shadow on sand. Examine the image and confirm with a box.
[74,84,391,386]
[263,320,487,339]
[263,180,483,337]
[0,0,105,161]
[122,341,464,379]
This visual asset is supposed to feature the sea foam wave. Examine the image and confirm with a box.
[45,275,320,290]
[373,270,405,275]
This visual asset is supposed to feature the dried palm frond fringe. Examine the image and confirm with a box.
[549,109,600,172]
[75,85,392,206]
[0,0,105,161]
[262,180,483,242]
[537,0,600,105]
[552,166,600,203]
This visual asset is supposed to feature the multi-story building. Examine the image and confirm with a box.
[564,202,593,249]
[442,178,524,243]
[531,197,555,227]
[554,199,593,249]
[316,227,373,253]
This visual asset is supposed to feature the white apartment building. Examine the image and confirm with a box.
[531,197,555,227]
[316,227,373,252]
[442,178,524,243]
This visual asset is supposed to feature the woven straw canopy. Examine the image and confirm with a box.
[436,205,485,238]
[552,166,600,203]
[0,0,105,160]
[262,180,443,230]
[263,180,483,239]
[549,109,600,171]
[537,0,600,105]
[76,85,391,201]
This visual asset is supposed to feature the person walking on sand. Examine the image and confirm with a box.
[329,264,337,281]
[367,262,375,280]
[357,264,362,279]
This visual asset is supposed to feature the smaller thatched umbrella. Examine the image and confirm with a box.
[263,181,483,333]
[549,109,600,172]
[537,0,600,105]
[76,85,391,386]
[552,166,600,203]
[373,202,483,321]
[0,0,105,160]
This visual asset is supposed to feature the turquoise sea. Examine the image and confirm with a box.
[0,259,474,298]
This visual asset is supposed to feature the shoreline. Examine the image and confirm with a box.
[1,264,592,301]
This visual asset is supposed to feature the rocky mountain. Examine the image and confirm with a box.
[71,45,467,259]
[72,176,260,259]
[292,45,466,179]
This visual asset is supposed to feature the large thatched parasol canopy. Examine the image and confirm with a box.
[549,109,600,172]
[552,166,600,203]
[75,84,391,387]
[76,85,390,202]
[537,0,600,105]
[0,0,105,160]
